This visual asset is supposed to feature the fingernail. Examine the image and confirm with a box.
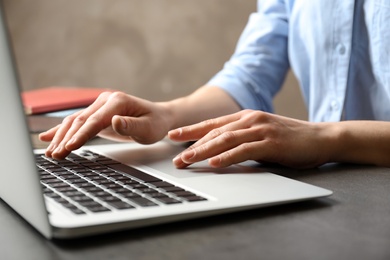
[173,155,181,165]
[67,137,76,146]
[177,128,182,136]
[182,150,195,163]
[52,147,60,155]
[46,143,57,153]
[45,143,55,157]
[169,128,182,137]
[172,154,188,169]
[65,137,78,150]
[46,143,54,151]
[120,117,127,129]
[209,156,222,168]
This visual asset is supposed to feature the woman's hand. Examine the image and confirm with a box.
[39,91,173,160]
[169,110,336,169]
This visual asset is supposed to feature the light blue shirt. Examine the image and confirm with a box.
[208,0,390,122]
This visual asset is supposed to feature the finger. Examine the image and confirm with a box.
[112,115,155,143]
[38,124,61,142]
[172,116,256,168]
[44,115,78,158]
[48,93,112,158]
[96,124,136,142]
[63,92,145,152]
[173,127,261,168]
[168,112,242,142]
[208,141,265,168]
[181,115,252,153]
[62,100,122,152]
[44,93,110,156]
[172,156,191,169]
[40,108,84,149]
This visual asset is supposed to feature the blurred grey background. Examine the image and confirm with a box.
[3,0,307,120]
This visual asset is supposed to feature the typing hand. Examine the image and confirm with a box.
[39,91,171,160]
[168,110,332,169]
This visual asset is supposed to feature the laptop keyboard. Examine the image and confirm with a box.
[36,150,207,215]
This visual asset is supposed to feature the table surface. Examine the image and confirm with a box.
[2,135,390,260]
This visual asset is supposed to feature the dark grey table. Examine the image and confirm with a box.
[2,137,390,260]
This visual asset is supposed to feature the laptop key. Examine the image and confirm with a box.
[150,181,174,188]
[88,206,111,213]
[99,196,122,202]
[104,163,161,183]
[108,201,135,210]
[170,190,197,197]
[128,196,158,207]
[69,208,87,215]
[181,196,208,202]
[161,186,185,192]
[154,196,182,205]
[45,192,61,199]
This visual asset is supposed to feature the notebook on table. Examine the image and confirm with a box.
[0,2,332,239]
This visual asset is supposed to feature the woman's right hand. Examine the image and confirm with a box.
[39,91,173,160]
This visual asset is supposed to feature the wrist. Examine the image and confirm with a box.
[316,122,345,164]
[157,85,241,131]
[157,97,187,131]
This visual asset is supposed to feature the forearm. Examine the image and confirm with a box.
[159,85,241,130]
[325,121,390,167]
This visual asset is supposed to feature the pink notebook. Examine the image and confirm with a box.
[21,87,112,115]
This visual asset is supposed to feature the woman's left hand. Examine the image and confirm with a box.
[168,109,335,169]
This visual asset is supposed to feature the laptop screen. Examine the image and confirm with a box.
[0,2,52,238]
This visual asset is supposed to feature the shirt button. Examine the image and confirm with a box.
[330,100,339,111]
[337,43,346,55]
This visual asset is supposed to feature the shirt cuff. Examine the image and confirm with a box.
[207,67,270,112]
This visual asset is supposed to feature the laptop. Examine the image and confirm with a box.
[0,3,332,239]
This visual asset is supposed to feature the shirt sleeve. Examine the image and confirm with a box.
[207,0,290,112]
